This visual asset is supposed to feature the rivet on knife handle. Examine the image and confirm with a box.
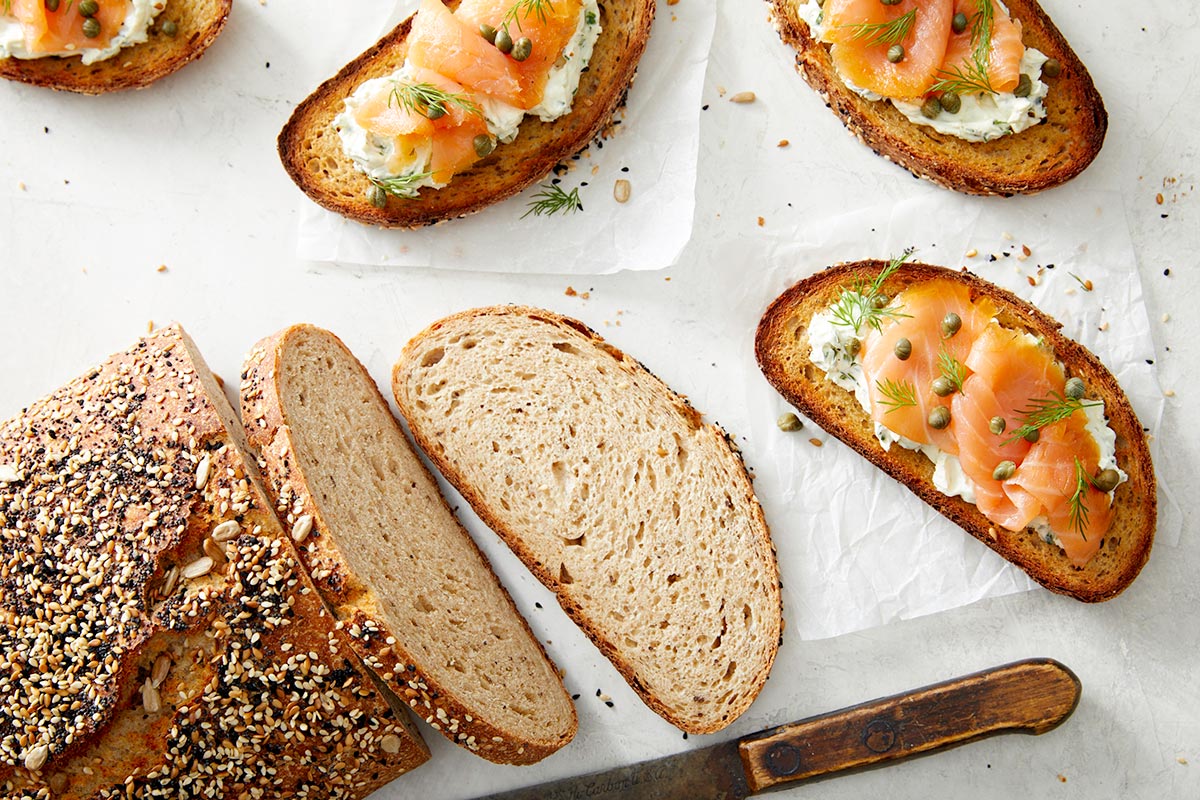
[738,658,1081,794]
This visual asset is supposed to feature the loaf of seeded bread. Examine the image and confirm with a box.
[0,325,428,798]
[755,261,1155,602]
[766,0,1107,195]
[0,0,231,94]
[276,0,655,227]
[392,307,783,734]
[239,324,577,765]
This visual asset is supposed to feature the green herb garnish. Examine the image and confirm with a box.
[829,248,916,335]
[371,172,435,200]
[502,0,554,31]
[937,347,969,395]
[929,0,996,95]
[840,9,916,48]
[1066,457,1095,540]
[875,377,918,414]
[389,82,482,121]
[522,183,583,218]
[1002,391,1101,446]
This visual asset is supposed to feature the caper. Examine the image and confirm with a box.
[992,460,1016,481]
[473,134,496,158]
[422,102,446,121]
[1042,58,1062,78]
[939,91,961,114]
[928,406,951,430]
[893,337,912,361]
[1024,428,1040,443]
[494,27,513,54]
[1064,377,1086,400]
[932,376,956,397]
[81,16,101,37]
[988,416,1006,435]
[367,185,387,209]
[1092,468,1121,493]
[951,11,968,33]
[920,96,942,119]
[873,294,890,309]
[44,0,60,11]
[479,23,497,43]
[1014,74,1033,98]
[777,413,804,433]
[880,0,902,5]
[161,19,178,36]
[887,44,905,63]
[511,36,533,62]
[78,0,98,16]
[846,337,861,358]
[941,312,962,338]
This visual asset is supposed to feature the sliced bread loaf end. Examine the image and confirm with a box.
[240,324,577,764]
[392,308,783,734]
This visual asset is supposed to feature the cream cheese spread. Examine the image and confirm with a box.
[807,294,1124,517]
[0,0,165,65]
[336,0,601,197]
[795,0,1049,143]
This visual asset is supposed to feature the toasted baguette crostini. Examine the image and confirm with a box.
[278,0,655,228]
[766,0,1107,195]
[393,307,782,733]
[0,0,231,94]
[756,261,1154,602]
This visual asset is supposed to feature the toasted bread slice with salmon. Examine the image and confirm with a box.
[755,261,1154,601]
[767,0,1107,195]
[0,0,231,94]
[277,0,655,228]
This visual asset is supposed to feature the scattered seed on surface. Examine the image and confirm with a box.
[776,413,803,432]
[809,438,823,448]
[613,179,631,203]
[729,91,756,104]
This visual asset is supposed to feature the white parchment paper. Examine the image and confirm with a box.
[715,189,1181,641]
[295,0,712,274]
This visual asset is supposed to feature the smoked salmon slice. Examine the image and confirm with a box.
[9,0,128,54]
[952,323,1063,531]
[821,0,954,99]
[406,0,524,106]
[354,66,489,183]
[940,0,1025,94]
[860,280,995,454]
[455,0,586,109]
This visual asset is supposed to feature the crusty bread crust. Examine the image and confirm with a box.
[393,307,783,734]
[766,0,1107,195]
[755,261,1155,602]
[240,325,577,765]
[277,0,655,227]
[0,0,231,94]
[0,325,428,797]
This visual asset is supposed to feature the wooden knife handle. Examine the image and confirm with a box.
[738,658,1081,794]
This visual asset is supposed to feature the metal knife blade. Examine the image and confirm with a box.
[470,658,1081,800]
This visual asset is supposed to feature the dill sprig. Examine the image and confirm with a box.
[829,248,916,335]
[1066,457,1095,540]
[371,172,435,199]
[1002,391,1101,446]
[840,9,916,48]
[937,348,968,394]
[502,0,554,31]
[875,378,918,414]
[522,183,583,218]
[930,0,996,95]
[389,82,482,121]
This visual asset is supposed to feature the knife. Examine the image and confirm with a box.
[472,658,1081,800]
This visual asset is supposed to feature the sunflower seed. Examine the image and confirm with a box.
[195,455,211,490]
[182,556,214,580]
[24,743,48,771]
[211,520,240,542]
[151,654,171,688]
[613,179,631,203]
[142,678,161,713]
[291,515,314,543]
[381,733,402,754]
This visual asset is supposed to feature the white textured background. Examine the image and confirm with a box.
[0,0,1196,798]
